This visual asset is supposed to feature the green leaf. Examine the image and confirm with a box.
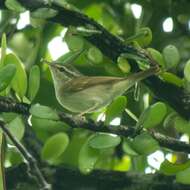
[0,64,16,92]
[65,35,84,52]
[135,27,152,47]
[87,47,103,64]
[75,27,102,37]
[30,104,59,120]
[58,129,89,166]
[147,48,165,67]
[41,132,69,163]
[0,133,5,190]
[5,147,23,166]
[105,96,127,125]
[1,33,7,67]
[173,116,190,134]
[6,116,25,144]
[54,0,79,12]
[56,50,83,64]
[133,155,147,172]
[122,138,138,156]
[138,102,167,129]
[1,113,18,123]
[88,133,121,149]
[5,0,25,12]
[184,60,190,82]
[31,8,58,19]
[31,116,70,133]
[160,160,190,175]
[117,56,131,73]
[27,65,40,101]
[163,112,177,128]
[131,133,159,155]
[160,72,184,87]
[4,53,27,98]
[104,62,123,76]
[79,135,101,174]
[163,45,180,69]
[176,167,190,184]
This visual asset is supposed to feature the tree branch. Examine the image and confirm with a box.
[6,163,190,190]
[0,120,51,190]
[0,96,29,115]
[0,96,190,154]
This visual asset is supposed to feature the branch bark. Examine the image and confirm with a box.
[0,96,190,154]
[0,121,51,190]
[6,163,190,190]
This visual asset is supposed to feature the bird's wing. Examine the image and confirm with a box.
[63,76,123,93]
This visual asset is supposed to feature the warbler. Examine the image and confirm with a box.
[48,62,159,114]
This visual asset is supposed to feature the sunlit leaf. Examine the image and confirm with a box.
[0,33,7,67]
[0,64,16,92]
[160,160,190,175]
[4,53,27,98]
[88,132,121,149]
[113,155,131,171]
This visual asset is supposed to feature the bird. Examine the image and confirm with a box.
[48,62,159,115]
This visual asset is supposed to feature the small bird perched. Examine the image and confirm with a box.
[49,63,159,115]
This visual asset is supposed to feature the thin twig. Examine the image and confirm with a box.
[0,120,51,190]
[58,113,190,153]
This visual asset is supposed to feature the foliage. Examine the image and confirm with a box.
[0,0,190,189]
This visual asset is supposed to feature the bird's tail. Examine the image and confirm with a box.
[126,66,160,83]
